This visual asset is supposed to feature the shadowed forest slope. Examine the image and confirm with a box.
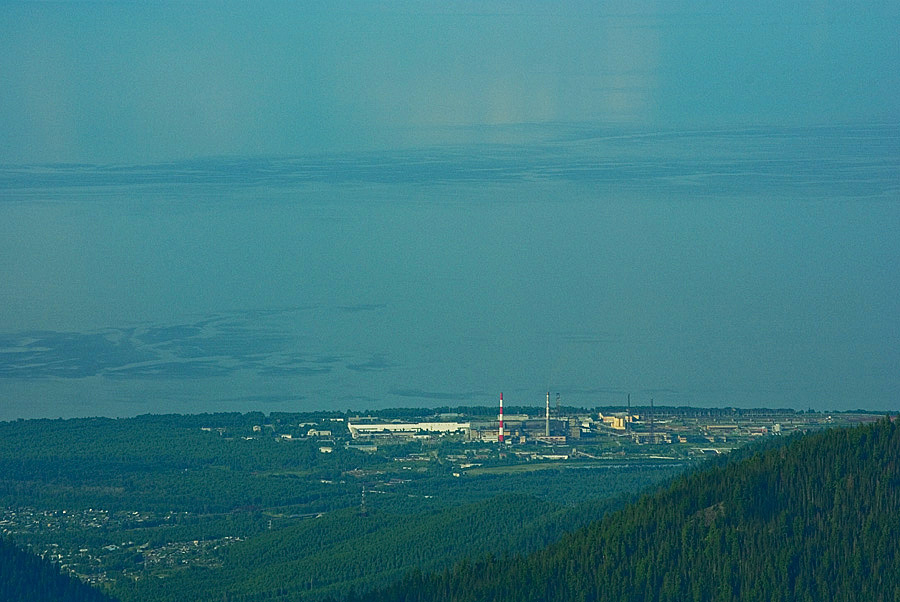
[357,417,900,602]
[0,536,118,602]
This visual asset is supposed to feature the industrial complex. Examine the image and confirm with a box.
[343,393,868,450]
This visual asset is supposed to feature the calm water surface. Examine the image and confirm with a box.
[1,125,898,419]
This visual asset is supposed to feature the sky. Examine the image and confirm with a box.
[1,1,898,164]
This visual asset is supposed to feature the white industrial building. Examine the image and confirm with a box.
[347,421,471,439]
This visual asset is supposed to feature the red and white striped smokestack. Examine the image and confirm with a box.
[499,392,504,443]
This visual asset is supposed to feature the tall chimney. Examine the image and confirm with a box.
[499,392,504,443]
[626,393,631,431]
[545,391,550,437]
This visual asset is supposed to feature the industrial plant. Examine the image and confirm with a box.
[343,392,841,448]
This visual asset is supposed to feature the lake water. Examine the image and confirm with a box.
[1,124,898,419]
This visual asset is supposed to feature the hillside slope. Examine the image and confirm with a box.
[0,537,118,602]
[361,417,900,602]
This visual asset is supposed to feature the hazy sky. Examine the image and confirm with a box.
[2,1,898,164]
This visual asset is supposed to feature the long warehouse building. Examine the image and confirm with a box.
[347,421,471,439]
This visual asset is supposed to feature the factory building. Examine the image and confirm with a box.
[347,421,471,439]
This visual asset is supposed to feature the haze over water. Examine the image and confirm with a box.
[1,3,898,419]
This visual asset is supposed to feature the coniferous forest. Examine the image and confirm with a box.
[355,417,900,602]
[0,536,118,602]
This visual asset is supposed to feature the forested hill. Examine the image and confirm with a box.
[0,537,118,602]
[357,417,900,602]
